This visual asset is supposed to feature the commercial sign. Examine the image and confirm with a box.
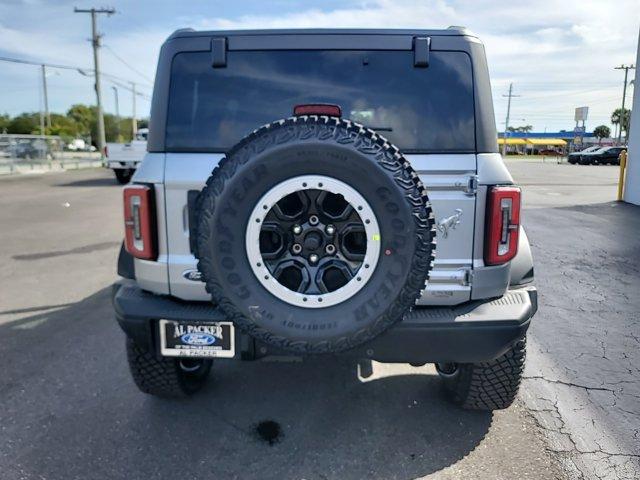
[575,106,589,122]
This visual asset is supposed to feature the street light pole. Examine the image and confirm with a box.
[74,6,115,158]
[112,86,120,140]
[615,64,635,146]
[131,81,137,138]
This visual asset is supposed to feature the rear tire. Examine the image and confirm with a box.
[125,338,212,398]
[436,336,526,410]
[115,168,134,184]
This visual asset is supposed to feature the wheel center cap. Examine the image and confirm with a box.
[303,231,322,251]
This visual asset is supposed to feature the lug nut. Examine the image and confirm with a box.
[325,244,336,255]
[292,243,302,254]
[309,254,319,264]
[309,215,319,226]
[292,225,302,235]
[325,224,336,235]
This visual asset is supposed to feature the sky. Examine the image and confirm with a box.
[0,0,638,133]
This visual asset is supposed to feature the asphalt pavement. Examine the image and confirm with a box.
[506,159,640,480]
[0,161,637,479]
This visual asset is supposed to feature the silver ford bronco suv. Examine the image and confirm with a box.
[113,27,536,410]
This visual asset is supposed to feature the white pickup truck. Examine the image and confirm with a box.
[105,128,148,184]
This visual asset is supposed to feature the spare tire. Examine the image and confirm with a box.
[194,116,435,353]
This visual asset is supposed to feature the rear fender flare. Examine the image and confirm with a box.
[509,227,534,285]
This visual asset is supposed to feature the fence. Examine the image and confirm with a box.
[0,134,101,174]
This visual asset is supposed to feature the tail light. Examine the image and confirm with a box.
[293,104,342,117]
[484,186,521,266]
[103,145,108,158]
[123,184,157,260]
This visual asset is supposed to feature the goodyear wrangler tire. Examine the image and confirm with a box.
[194,116,435,354]
[436,336,527,410]
[126,338,212,398]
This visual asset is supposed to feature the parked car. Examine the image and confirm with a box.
[113,28,537,411]
[538,148,563,156]
[567,145,600,164]
[578,146,626,165]
[14,140,54,161]
[66,138,95,152]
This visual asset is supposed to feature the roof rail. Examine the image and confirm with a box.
[167,28,195,40]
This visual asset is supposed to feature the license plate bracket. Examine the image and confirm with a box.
[159,319,235,358]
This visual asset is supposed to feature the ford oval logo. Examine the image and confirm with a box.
[181,333,216,346]
[182,269,203,282]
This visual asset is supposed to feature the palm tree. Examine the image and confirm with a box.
[593,125,611,144]
[611,108,631,138]
[508,125,533,133]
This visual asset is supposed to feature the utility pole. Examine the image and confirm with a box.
[39,100,45,137]
[41,64,51,129]
[74,6,115,158]
[615,64,635,146]
[130,81,137,138]
[112,85,120,140]
[501,83,520,156]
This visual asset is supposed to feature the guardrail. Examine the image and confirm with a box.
[0,134,102,175]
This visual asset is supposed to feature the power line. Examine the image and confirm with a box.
[0,56,83,71]
[0,55,150,94]
[514,87,620,101]
[104,77,152,100]
[103,44,154,85]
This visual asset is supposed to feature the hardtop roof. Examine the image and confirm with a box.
[167,27,477,41]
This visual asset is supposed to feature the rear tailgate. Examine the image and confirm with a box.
[106,140,146,165]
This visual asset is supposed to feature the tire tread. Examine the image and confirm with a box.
[443,337,527,410]
[126,338,194,398]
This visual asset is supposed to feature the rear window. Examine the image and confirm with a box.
[166,50,475,153]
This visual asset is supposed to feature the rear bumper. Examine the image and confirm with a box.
[112,280,536,363]
[106,160,139,169]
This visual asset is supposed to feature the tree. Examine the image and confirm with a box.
[104,114,132,143]
[593,125,611,143]
[0,113,10,133]
[508,125,533,133]
[7,113,41,134]
[47,114,81,141]
[0,106,146,145]
[67,104,95,136]
[611,108,631,136]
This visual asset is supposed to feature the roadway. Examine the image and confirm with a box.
[0,161,637,479]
